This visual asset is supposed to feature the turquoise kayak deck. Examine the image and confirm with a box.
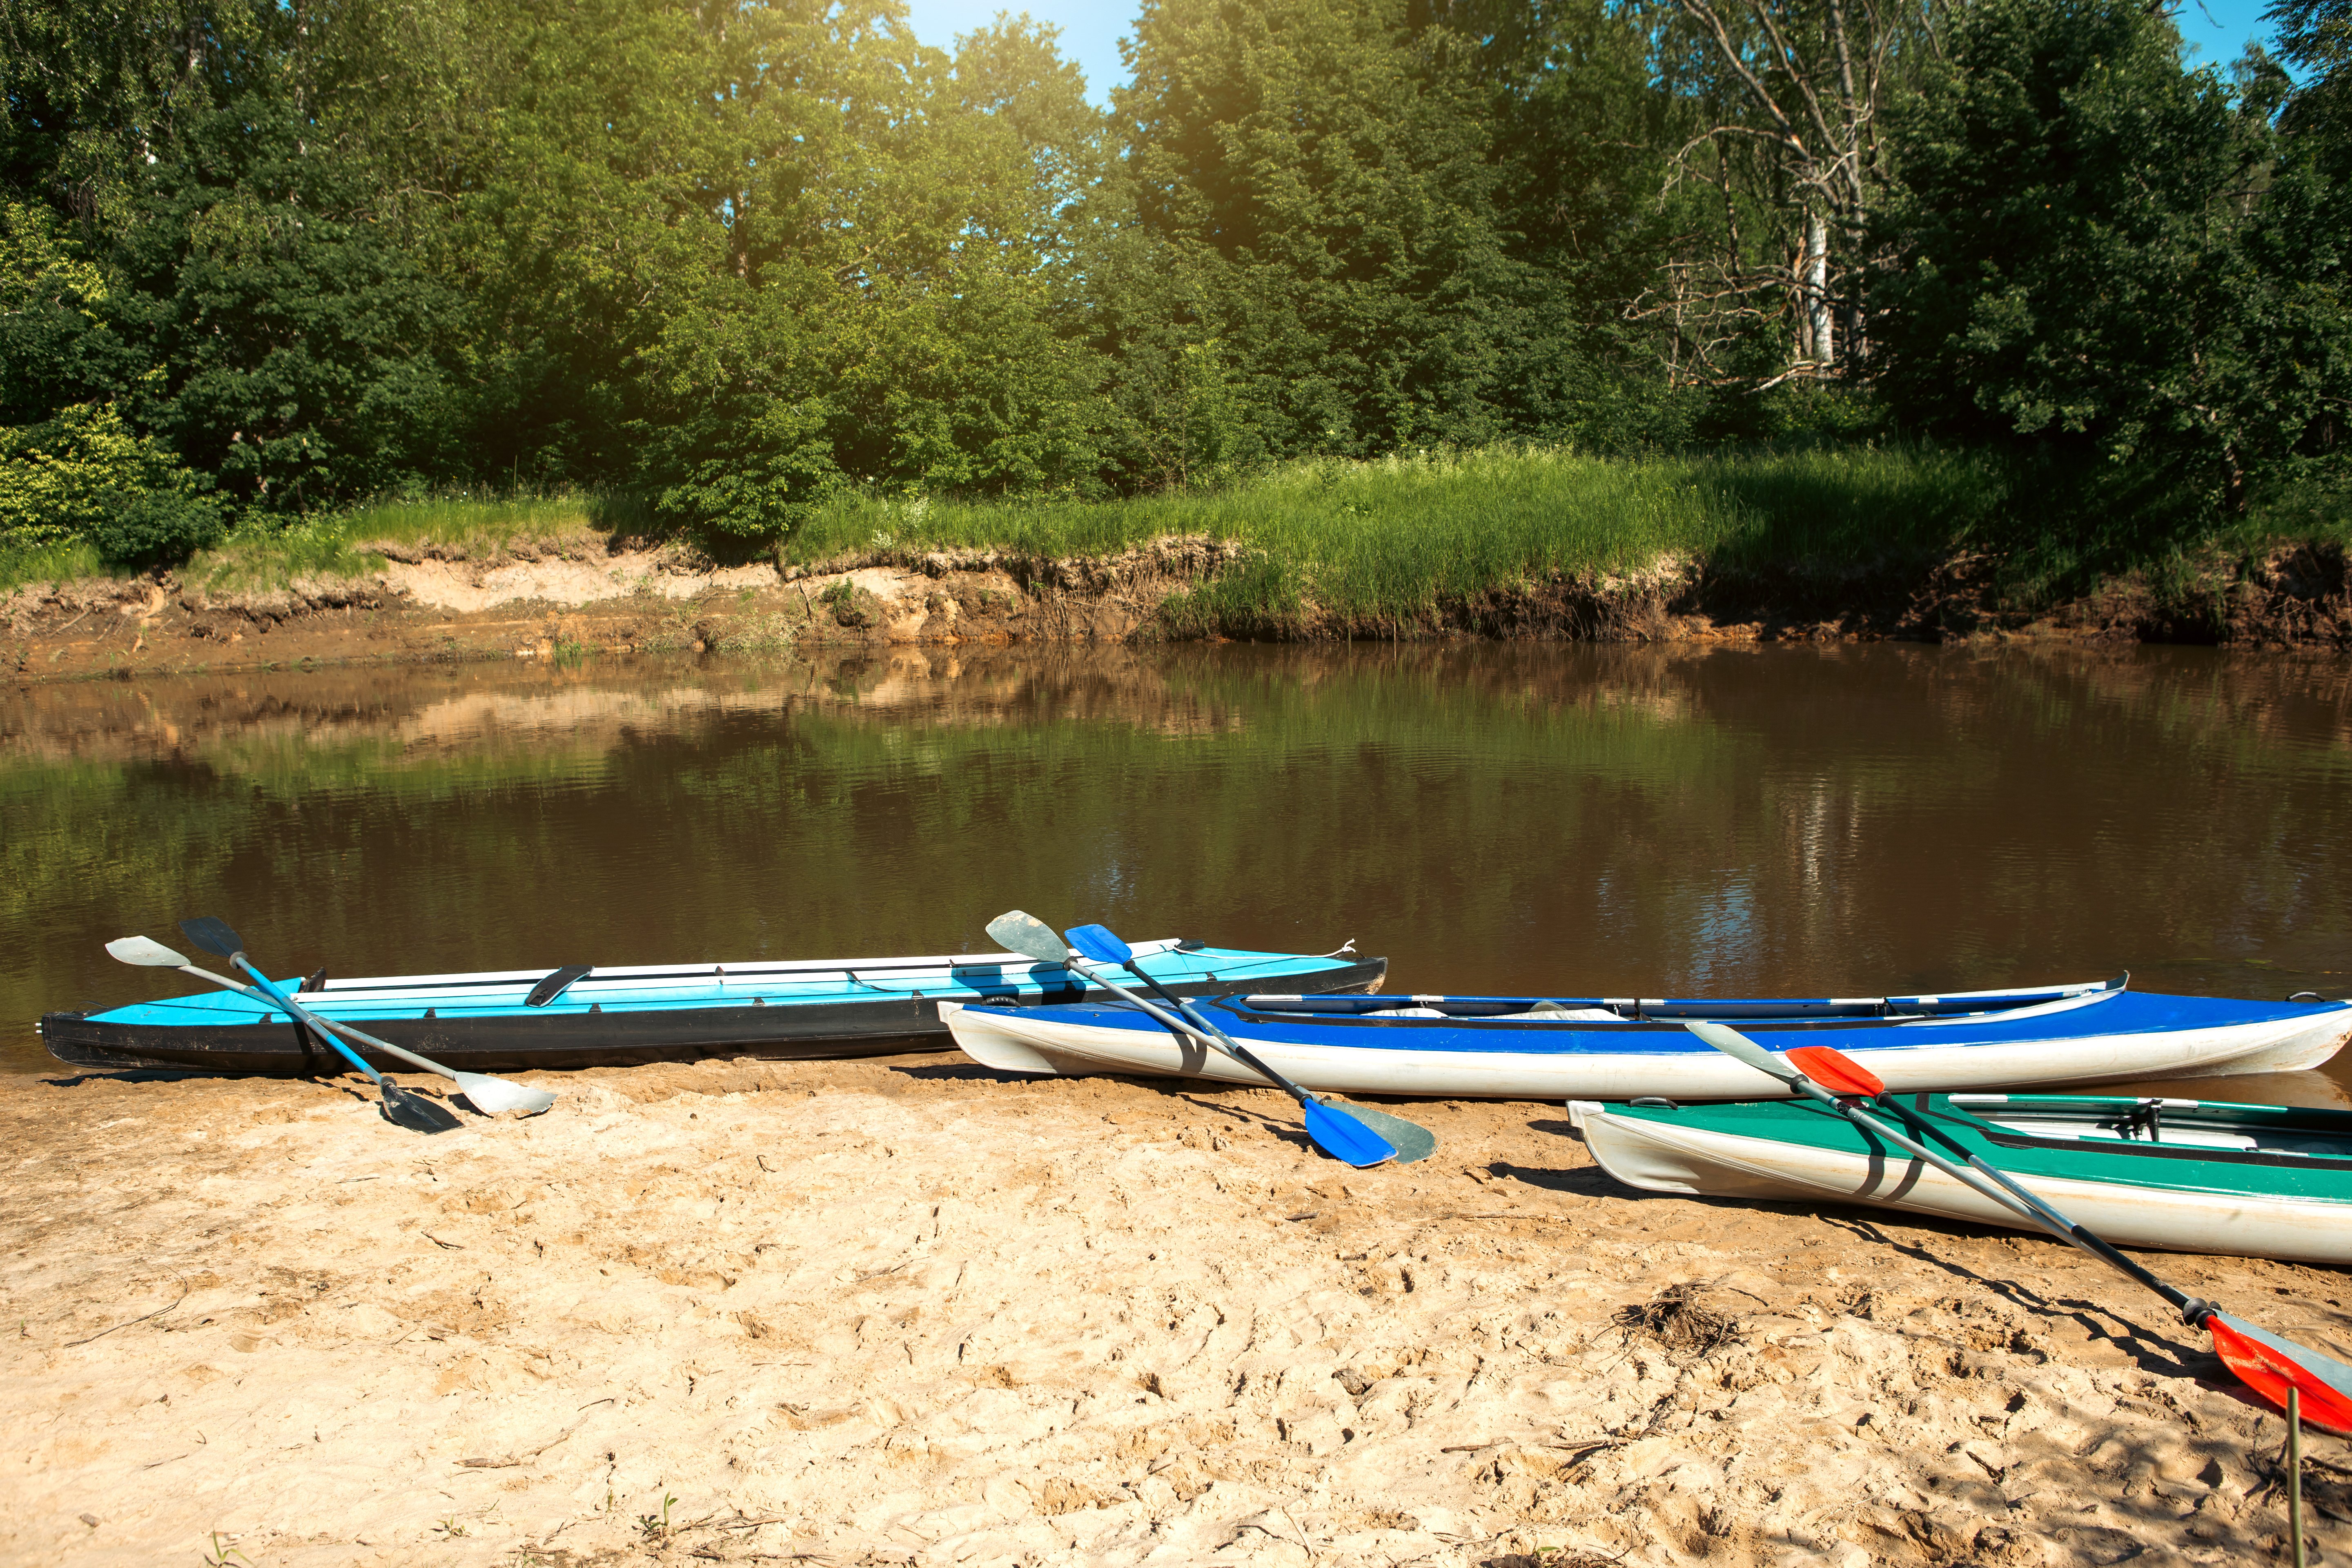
[1600,1093,2352,1205]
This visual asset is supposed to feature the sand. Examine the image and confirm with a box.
[6,1054,2350,1567]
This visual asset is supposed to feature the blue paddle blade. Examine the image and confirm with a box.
[1303,1099,1398,1168]
[1065,924,1135,967]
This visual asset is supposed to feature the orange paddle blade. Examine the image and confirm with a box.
[1784,1044,1886,1098]
[2207,1312,2352,1437]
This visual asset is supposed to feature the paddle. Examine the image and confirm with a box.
[1686,1020,2352,1436]
[172,920,552,1116]
[163,923,555,1119]
[107,932,450,1131]
[982,911,1409,1168]
[1066,921,1436,1166]
[111,925,549,1121]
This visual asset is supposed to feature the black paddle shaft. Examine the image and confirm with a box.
[1852,1091,2209,1324]
[1119,960,1312,1109]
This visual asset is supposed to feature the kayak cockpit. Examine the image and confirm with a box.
[1949,1094,2352,1160]
[1235,976,2129,1027]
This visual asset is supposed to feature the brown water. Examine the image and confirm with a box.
[7,643,2350,1099]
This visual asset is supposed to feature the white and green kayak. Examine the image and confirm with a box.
[1568,1092,2352,1265]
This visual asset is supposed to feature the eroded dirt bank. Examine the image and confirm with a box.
[7,533,2350,684]
[2,535,1245,685]
[6,1054,2350,1567]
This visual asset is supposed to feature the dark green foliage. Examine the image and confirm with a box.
[1871,0,2343,514]
[2259,0,2352,472]
[89,483,224,566]
[130,113,468,512]
[2270,0,2352,140]
[1105,0,1526,458]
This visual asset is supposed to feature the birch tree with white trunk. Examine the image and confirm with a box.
[1638,0,1921,387]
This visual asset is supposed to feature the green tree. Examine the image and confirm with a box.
[473,0,1111,533]
[3,0,476,517]
[2252,0,2352,478]
[1106,0,1531,459]
[0,198,142,425]
[1871,0,2305,511]
[1483,0,1690,445]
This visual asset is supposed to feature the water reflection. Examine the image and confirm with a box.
[5,643,2349,1098]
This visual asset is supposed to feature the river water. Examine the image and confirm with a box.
[6,643,2350,1098]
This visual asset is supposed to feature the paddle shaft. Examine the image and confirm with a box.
[1115,960,1323,1109]
[205,959,456,1090]
[1806,1080,2208,1322]
[1061,958,1314,1107]
[1684,1024,2352,1435]
[2294,1385,2307,1568]
[180,959,392,1086]
[1860,1089,2204,1314]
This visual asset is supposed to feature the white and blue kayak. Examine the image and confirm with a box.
[40,939,1386,1076]
[940,978,2352,1100]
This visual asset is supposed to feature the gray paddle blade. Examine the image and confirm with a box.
[178,916,245,960]
[987,910,1071,967]
[379,1081,463,1134]
[1685,1020,1802,1086]
[108,935,193,968]
[1318,1098,1437,1164]
[453,1072,557,1117]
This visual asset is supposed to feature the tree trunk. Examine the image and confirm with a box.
[1805,209,1833,369]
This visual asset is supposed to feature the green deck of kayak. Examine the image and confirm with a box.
[1602,1094,2352,1205]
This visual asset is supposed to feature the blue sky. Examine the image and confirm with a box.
[898,1,1137,103]
[2180,0,2290,66]
[898,1,2289,106]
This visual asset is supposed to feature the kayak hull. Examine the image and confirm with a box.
[940,984,2352,1099]
[41,945,1387,1076]
[1568,1093,2352,1265]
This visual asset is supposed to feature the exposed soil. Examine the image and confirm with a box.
[7,1054,2350,1567]
[1,533,1245,685]
[6,532,2350,685]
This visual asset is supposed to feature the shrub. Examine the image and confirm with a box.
[0,402,223,565]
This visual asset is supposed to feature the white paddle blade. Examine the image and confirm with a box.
[453,1072,557,1117]
[1684,1020,1802,1084]
[987,910,1071,967]
[108,935,193,968]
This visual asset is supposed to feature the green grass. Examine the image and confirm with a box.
[0,537,106,593]
[3,494,634,595]
[791,443,2006,628]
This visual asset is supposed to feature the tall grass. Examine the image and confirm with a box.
[0,537,106,594]
[792,444,2006,626]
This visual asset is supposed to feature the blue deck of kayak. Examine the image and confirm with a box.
[967,988,2346,1055]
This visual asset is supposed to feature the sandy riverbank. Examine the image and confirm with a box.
[6,1054,2348,1567]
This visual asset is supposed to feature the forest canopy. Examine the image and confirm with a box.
[1,0,2344,561]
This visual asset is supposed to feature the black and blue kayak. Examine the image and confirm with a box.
[940,977,2352,1099]
[39,939,1386,1076]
